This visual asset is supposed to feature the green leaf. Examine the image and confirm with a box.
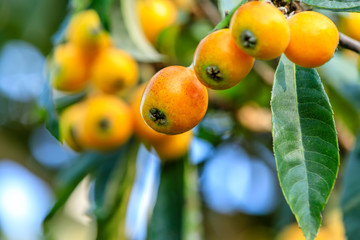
[37,76,60,140]
[271,56,339,240]
[110,0,163,62]
[43,152,105,228]
[341,134,360,240]
[54,91,86,113]
[94,139,139,240]
[92,153,120,216]
[70,0,91,11]
[301,0,360,11]
[148,159,184,240]
[90,0,113,31]
[43,149,125,232]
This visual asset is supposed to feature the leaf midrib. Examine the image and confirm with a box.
[292,64,313,236]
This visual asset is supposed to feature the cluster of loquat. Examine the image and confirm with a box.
[50,10,192,160]
[140,1,340,136]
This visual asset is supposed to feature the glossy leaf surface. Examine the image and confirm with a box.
[271,56,339,240]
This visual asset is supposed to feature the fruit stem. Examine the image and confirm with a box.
[339,32,360,54]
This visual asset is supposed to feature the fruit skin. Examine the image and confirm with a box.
[137,0,178,44]
[141,66,208,135]
[90,48,139,94]
[284,11,339,68]
[130,83,168,142]
[51,43,88,92]
[340,13,360,41]
[230,1,290,60]
[77,95,133,151]
[59,102,87,151]
[67,10,101,47]
[66,9,112,59]
[153,130,193,160]
[131,84,192,160]
[193,29,254,90]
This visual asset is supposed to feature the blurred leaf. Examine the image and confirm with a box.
[90,0,113,30]
[148,159,185,240]
[0,0,68,54]
[94,139,139,240]
[271,56,339,240]
[54,91,86,113]
[110,0,163,62]
[175,24,206,66]
[70,0,91,11]
[51,12,71,46]
[214,71,271,108]
[325,86,360,134]
[196,123,225,146]
[189,19,213,42]
[92,153,119,215]
[175,30,198,66]
[341,133,360,240]
[301,0,360,11]
[158,20,212,66]
[319,54,360,133]
[37,77,60,140]
[214,0,247,31]
[319,54,360,111]
[198,110,235,145]
[43,151,109,227]
[156,25,182,63]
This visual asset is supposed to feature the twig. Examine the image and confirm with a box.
[197,0,221,26]
[253,61,275,85]
[339,33,360,54]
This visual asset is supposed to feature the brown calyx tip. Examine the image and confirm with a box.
[149,108,167,126]
[98,118,111,131]
[206,65,223,81]
[113,78,124,90]
[240,30,257,49]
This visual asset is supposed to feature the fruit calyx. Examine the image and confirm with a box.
[149,108,167,125]
[206,65,224,81]
[98,118,111,131]
[240,30,257,49]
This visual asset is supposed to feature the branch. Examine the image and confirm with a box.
[253,61,275,86]
[339,33,360,54]
[197,0,221,26]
